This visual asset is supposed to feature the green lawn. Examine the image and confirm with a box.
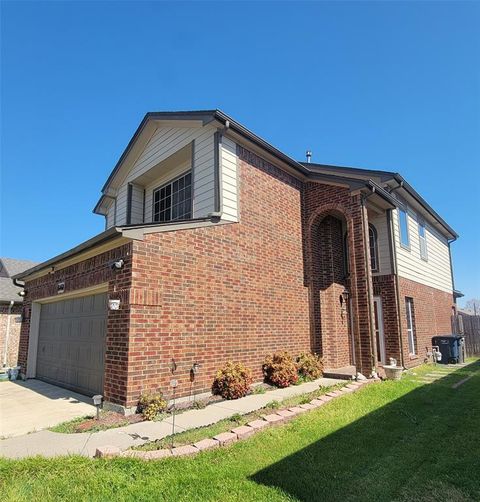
[1,361,479,501]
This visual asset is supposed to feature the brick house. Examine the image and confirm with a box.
[0,258,38,368]
[14,110,459,412]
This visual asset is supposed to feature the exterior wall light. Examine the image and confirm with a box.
[92,394,103,420]
[111,259,124,270]
[108,298,121,310]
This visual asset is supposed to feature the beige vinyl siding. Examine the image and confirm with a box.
[130,184,144,224]
[114,125,216,225]
[369,213,392,276]
[221,136,238,222]
[115,183,128,225]
[106,201,116,229]
[392,208,453,293]
[192,132,216,217]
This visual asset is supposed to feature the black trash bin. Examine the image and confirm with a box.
[432,335,464,364]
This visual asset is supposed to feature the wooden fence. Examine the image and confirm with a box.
[452,313,480,356]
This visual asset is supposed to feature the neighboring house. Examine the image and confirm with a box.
[0,258,38,368]
[14,110,459,411]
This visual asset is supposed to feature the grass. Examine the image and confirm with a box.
[1,361,479,501]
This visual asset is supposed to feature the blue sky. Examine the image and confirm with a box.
[1,1,479,304]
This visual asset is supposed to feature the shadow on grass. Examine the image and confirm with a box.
[251,361,480,502]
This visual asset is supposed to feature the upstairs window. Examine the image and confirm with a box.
[418,220,428,261]
[398,207,410,249]
[153,171,192,223]
[369,224,379,272]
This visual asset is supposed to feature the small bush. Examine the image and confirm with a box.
[137,391,167,421]
[296,352,323,381]
[212,361,253,400]
[262,351,298,388]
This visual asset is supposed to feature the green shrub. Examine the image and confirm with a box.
[296,352,323,381]
[212,361,253,400]
[137,391,167,421]
[264,400,281,409]
[262,351,298,388]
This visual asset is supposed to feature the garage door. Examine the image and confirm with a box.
[36,293,107,396]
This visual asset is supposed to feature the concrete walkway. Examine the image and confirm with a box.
[0,377,343,459]
[410,362,470,385]
[0,380,96,438]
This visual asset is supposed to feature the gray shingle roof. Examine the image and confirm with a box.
[0,258,39,303]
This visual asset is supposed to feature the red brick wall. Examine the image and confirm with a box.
[311,214,352,368]
[398,276,454,367]
[124,148,312,406]
[17,243,133,405]
[0,303,23,367]
[303,183,375,375]
[373,274,401,363]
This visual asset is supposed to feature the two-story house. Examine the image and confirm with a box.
[14,110,459,412]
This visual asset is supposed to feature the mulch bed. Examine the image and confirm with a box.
[74,412,144,432]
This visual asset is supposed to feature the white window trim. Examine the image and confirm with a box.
[418,220,428,262]
[152,170,192,223]
[398,206,411,251]
[406,298,416,355]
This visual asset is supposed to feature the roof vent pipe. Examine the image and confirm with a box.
[306,150,312,163]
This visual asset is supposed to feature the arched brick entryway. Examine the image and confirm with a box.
[303,188,377,377]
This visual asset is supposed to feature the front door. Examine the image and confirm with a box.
[373,297,386,365]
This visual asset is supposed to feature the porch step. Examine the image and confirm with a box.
[323,365,356,381]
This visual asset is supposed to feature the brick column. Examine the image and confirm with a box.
[347,197,376,375]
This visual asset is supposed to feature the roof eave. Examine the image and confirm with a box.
[392,174,458,239]
[12,227,123,280]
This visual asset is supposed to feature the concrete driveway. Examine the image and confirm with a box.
[0,379,96,438]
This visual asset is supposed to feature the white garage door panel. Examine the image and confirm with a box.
[36,293,107,396]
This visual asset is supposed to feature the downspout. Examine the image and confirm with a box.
[3,300,14,367]
[448,237,457,303]
[13,278,24,289]
[209,120,230,221]
[360,191,378,375]
[387,208,406,369]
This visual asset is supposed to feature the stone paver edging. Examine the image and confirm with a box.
[95,379,379,460]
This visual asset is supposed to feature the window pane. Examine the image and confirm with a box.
[399,209,410,247]
[418,222,428,260]
[369,226,378,271]
[405,298,416,354]
[153,171,192,223]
